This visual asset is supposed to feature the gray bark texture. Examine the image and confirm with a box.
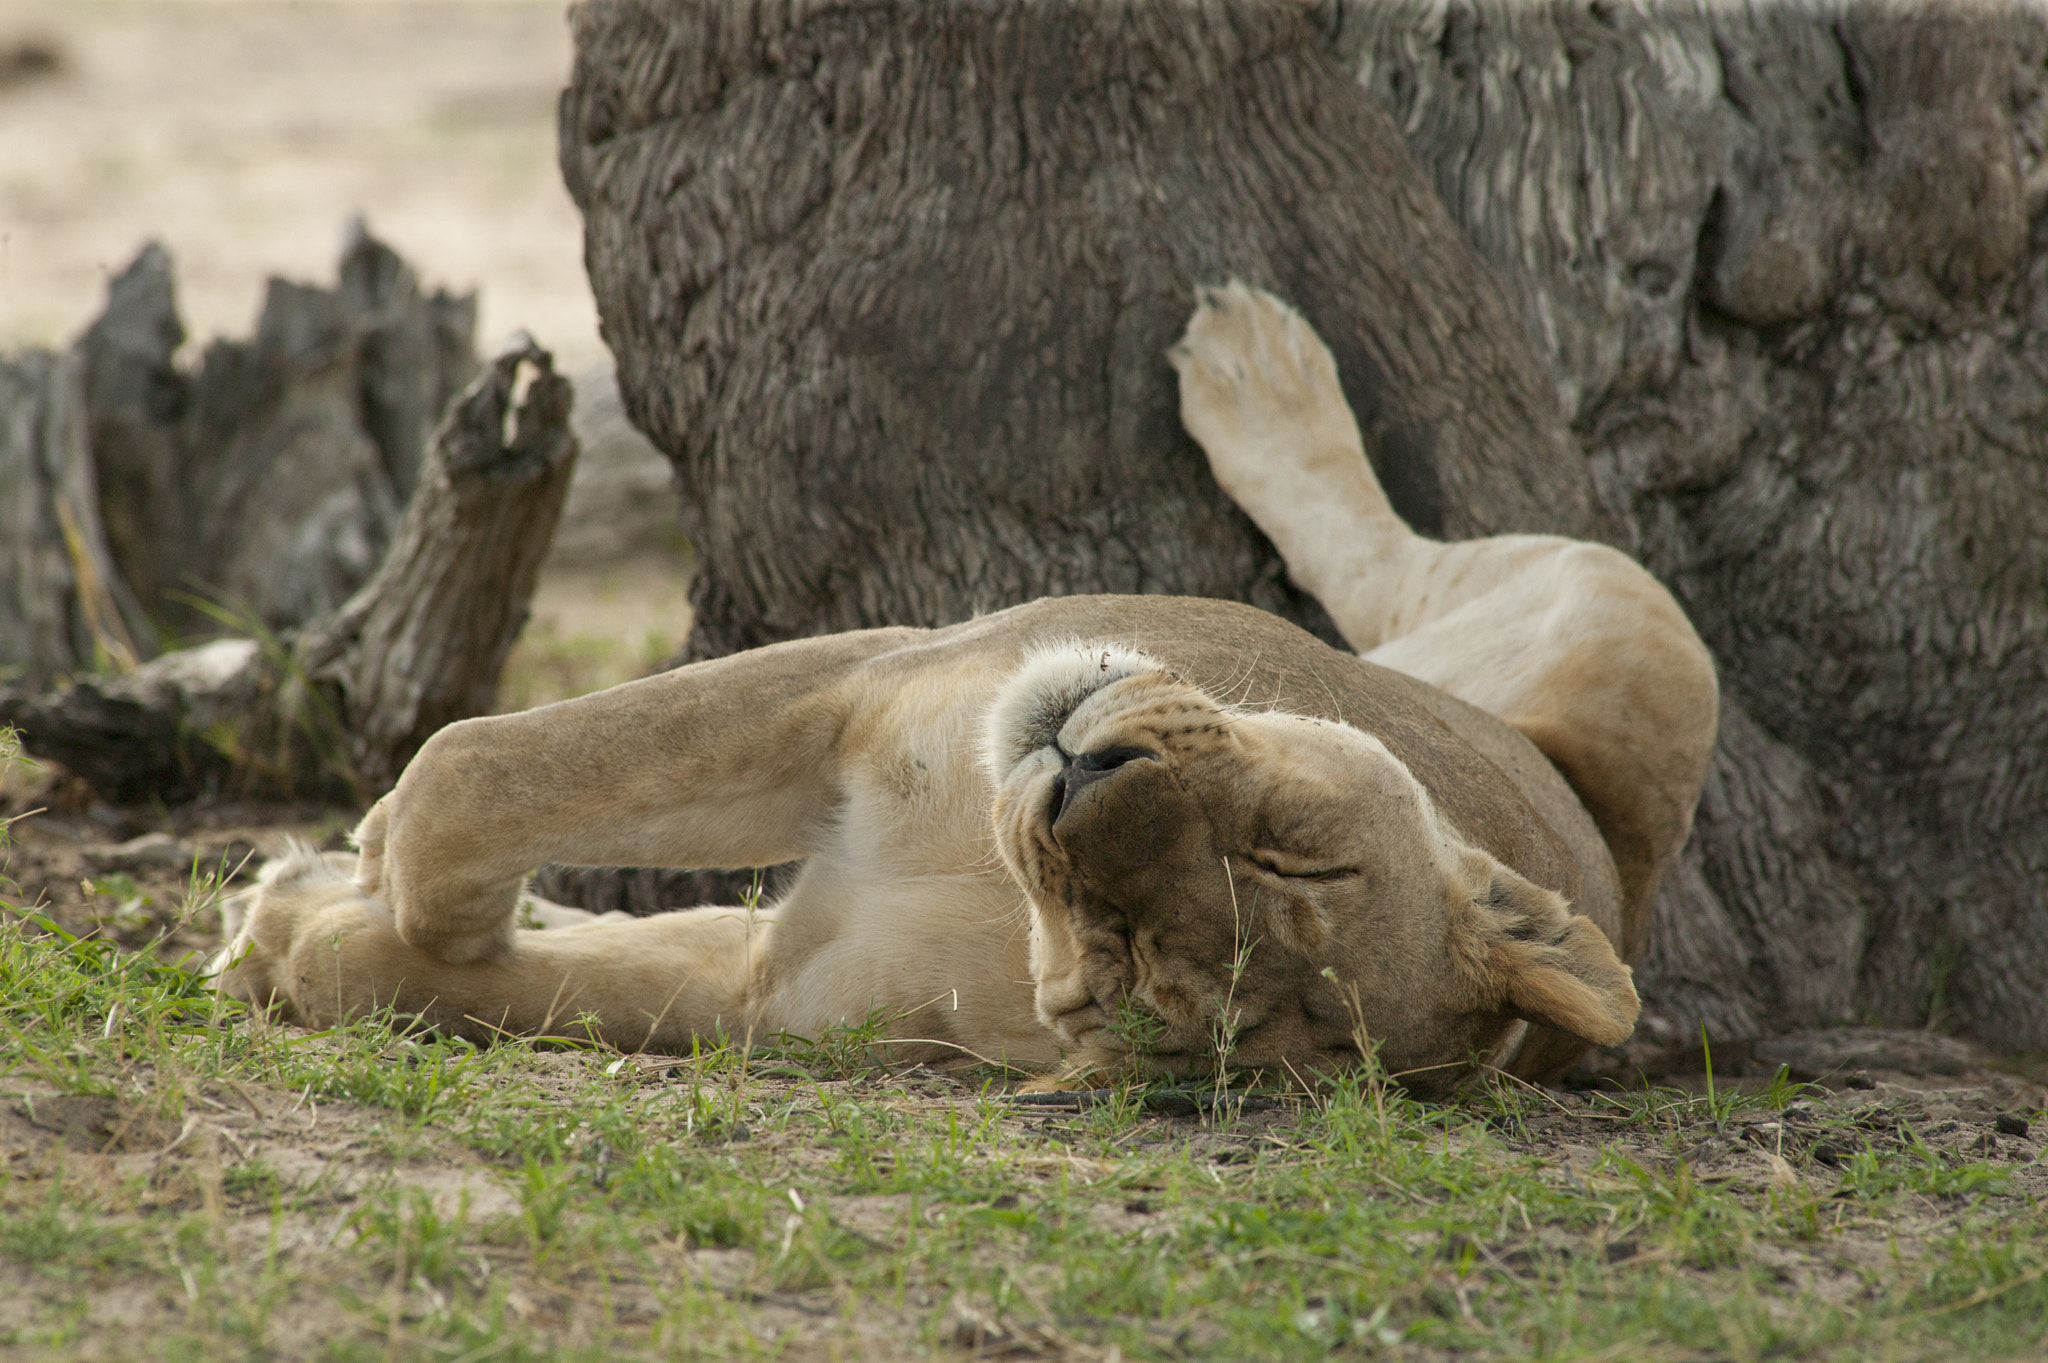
[559,0,1607,664]
[0,350,151,688]
[0,339,576,803]
[1328,0,2048,1060]
[551,0,1618,922]
[78,225,478,641]
[560,0,2048,1057]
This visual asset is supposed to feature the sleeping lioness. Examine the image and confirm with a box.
[215,285,1717,1094]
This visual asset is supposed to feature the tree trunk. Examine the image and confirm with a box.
[0,350,151,688]
[560,0,2048,1058]
[1326,0,2048,1061]
[559,0,1605,669]
[77,225,478,641]
[553,0,1616,919]
[0,339,577,803]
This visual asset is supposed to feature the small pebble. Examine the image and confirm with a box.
[1811,1142,1847,1168]
[1843,1071,1876,1090]
[1994,1113,2030,1139]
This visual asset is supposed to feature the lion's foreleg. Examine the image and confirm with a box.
[355,635,880,966]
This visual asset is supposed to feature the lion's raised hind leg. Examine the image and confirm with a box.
[1168,280,1425,655]
[1170,282,1719,947]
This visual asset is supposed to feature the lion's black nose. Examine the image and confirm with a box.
[1056,746,1157,821]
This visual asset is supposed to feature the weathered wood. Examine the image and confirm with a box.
[0,639,264,803]
[0,338,576,803]
[0,350,150,687]
[298,336,579,791]
[78,225,478,639]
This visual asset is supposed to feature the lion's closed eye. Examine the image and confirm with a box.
[1244,850,1358,882]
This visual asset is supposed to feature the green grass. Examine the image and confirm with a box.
[2,730,2045,1360]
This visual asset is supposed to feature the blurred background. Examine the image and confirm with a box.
[0,0,691,709]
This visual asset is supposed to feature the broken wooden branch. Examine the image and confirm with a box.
[297,334,578,791]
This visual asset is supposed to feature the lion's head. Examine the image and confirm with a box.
[983,645,1639,1096]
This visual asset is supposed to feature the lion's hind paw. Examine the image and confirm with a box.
[1168,280,1360,506]
[208,840,365,1015]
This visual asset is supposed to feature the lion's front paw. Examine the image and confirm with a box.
[208,842,363,1018]
[1167,280,1361,506]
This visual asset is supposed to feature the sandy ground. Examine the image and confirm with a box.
[0,0,602,371]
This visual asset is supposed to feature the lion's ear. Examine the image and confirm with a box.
[1447,850,1639,1047]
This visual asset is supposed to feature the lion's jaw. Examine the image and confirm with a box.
[981,645,1579,1095]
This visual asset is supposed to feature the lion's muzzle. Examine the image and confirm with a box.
[1051,744,1158,825]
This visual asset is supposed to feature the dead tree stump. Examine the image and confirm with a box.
[77,226,478,641]
[0,339,577,803]
[297,337,579,791]
[0,350,151,688]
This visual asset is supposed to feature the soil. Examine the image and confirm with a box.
[0,1012,2041,1358]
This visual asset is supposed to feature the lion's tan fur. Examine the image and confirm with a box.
[214,286,1716,1091]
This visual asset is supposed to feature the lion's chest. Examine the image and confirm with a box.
[760,669,1048,1059]
[831,662,1010,875]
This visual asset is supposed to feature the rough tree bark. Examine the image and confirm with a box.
[0,351,151,687]
[560,0,2048,1059]
[78,224,478,641]
[0,339,577,803]
[559,0,1606,661]
[1327,0,2048,1061]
